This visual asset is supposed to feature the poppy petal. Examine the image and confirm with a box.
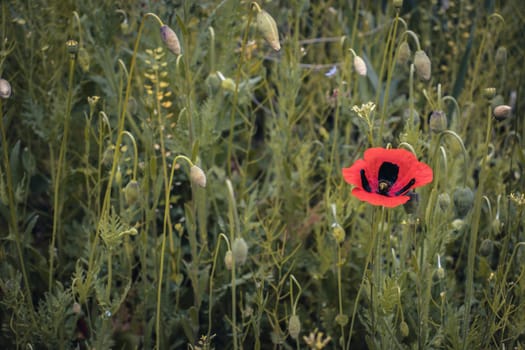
[351,188,411,207]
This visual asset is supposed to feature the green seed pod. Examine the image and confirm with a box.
[335,313,349,327]
[160,25,181,55]
[453,187,474,218]
[493,105,512,121]
[288,314,301,340]
[428,110,447,133]
[414,50,431,80]
[483,87,497,100]
[124,180,140,205]
[190,165,207,187]
[397,41,411,66]
[66,39,79,54]
[479,239,494,257]
[232,237,248,266]
[393,0,404,9]
[0,78,11,99]
[256,9,281,51]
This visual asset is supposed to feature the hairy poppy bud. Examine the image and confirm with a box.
[453,187,474,218]
[414,50,431,80]
[224,250,233,270]
[288,314,301,340]
[397,41,411,66]
[256,9,281,51]
[353,55,367,76]
[0,78,11,99]
[437,193,451,211]
[124,180,140,205]
[399,321,409,337]
[493,105,512,121]
[160,25,181,55]
[428,110,447,133]
[232,237,248,266]
[479,239,494,257]
[190,165,207,187]
[495,46,507,66]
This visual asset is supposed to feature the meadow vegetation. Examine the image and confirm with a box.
[0,0,524,349]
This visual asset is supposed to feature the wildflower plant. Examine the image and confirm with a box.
[1,1,524,349]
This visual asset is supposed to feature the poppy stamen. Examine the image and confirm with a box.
[394,178,416,196]
[378,181,392,195]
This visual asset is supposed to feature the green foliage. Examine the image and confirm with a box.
[1,0,524,349]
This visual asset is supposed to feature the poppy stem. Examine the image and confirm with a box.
[462,104,492,346]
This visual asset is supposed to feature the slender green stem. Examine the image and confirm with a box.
[336,244,346,348]
[208,233,230,337]
[346,207,380,348]
[121,131,138,180]
[226,179,239,350]
[377,13,400,145]
[49,49,76,289]
[0,99,37,326]
[462,104,492,347]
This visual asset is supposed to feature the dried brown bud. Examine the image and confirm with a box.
[256,9,281,51]
[160,25,181,55]
[414,50,431,80]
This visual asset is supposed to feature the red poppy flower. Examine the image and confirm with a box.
[342,147,433,208]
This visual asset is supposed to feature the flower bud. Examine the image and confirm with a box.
[493,105,512,121]
[399,321,409,338]
[123,180,140,205]
[397,41,411,66]
[115,166,122,186]
[495,46,507,66]
[0,78,11,99]
[160,25,181,55]
[288,314,301,340]
[438,193,451,211]
[224,250,233,270]
[453,187,474,218]
[353,55,367,76]
[256,9,281,51]
[479,239,494,257]
[331,223,345,244]
[220,78,237,92]
[428,110,447,133]
[190,165,207,187]
[433,267,445,281]
[232,237,248,266]
[414,50,431,80]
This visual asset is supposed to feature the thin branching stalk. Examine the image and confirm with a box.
[49,47,76,289]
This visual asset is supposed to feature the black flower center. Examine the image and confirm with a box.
[360,161,417,197]
[377,162,399,195]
